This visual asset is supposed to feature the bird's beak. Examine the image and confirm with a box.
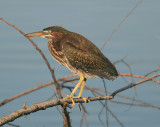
[26,31,50,38]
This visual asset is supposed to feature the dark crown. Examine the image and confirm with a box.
[43,26,71,33]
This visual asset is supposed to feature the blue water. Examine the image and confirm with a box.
[0,0,160,127]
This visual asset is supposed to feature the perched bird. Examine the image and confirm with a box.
[26,26,118,106]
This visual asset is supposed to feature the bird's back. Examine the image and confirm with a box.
[61,32,118,80]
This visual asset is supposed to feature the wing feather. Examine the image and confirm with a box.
[61,33,118,80]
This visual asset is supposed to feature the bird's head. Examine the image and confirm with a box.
[26,26,70,39]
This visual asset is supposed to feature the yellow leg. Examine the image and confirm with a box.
[76,79,88,103]
[65,73,85,107]
[76,78,86,98]
[70,73,84,97]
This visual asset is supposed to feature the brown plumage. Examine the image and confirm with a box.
[26,26,118,106]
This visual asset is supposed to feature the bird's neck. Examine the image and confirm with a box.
[48,32,66,52]
[50,32,64,42]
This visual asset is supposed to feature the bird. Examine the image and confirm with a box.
[26,26,118,106]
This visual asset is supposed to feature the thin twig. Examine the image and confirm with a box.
[0,75,76,106]
[119,73,147,79]
[80,104,89,127]
[111,73,160,97]
[85,85,160,110]
[0,18,61,96]
[144,66,160,77]
[0,72,160,126]
[0,18,70,127]
[101,0,143,49]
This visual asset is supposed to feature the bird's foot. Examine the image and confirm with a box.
[65,95,76,107]
[81,97,90,103]
[64,96,90,107]
[73,96,89,103]
[72,96,90,104]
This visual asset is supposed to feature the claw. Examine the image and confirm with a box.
[71,98,75,107]
[65,95,75,107]
[82,97,90,103]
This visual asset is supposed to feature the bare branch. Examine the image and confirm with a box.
[111,73,160,98]
[1,71,160,126]
[1,9,159,126]
[0,96,112,126]
[101,0,143,49]
[119,73,160,84]
[0,18,62,97]
[0,18,70,127]
[144,66,160,77]
[0,75,76,107]
[85,87,160,110]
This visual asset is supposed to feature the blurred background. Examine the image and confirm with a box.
[0,0,160,127]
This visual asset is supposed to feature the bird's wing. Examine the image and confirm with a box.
[61,33,118,80]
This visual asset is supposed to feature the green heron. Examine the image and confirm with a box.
[26,26,118,106]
